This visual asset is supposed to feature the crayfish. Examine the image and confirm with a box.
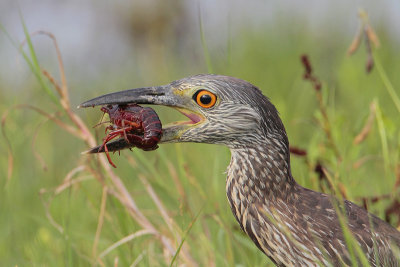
[97,104,162,168]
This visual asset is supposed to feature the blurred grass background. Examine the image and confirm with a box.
[0,1,400,266]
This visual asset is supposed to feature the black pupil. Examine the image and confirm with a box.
[200,94,212,105]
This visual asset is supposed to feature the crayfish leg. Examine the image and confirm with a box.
[103,143,117,168]
[121,120,128,141]
[99,132,121,168]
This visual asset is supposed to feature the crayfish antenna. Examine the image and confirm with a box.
[92,111,110,128]
[92,120,112,128]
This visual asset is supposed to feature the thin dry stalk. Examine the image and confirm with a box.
[1,109,14,183]
[98,229,155,259]
[54,166,89,195]
[363,27,374,73]
[31,118,52,171]
[24,31,69,104]
[38,166,90,236]
[3,103,79,182]
[42,69,63,97]
[184,163,207,200]
[316,91,341,160]
[347,10,380,73]
[199,218,215,265]
[92,186,108,259]
[130,251,146,267]
[167,161,187,206]
[352,155,378,170]
[57,175,93,195]
[395,165,400,190]
[321,166,348,200]
[289,146,307,156]
[139,175,177,235]
[139,174,198,265]
[125,154,138,168]
[301,54,341,160]
[347,26,363,56]
[13,104,80,137]
[39,189,64,234]
[85,164,107,186]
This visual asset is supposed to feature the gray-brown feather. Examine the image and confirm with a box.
[173,74,400,266]
[227,147,400,266]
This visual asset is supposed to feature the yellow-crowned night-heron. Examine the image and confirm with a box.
[80,74,400,266]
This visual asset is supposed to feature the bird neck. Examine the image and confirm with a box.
[226,143,296,205]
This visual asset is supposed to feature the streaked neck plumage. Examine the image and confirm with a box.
[227,138,296,203]
[225,141,320,266]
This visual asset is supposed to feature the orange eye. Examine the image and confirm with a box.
[193,90,217,108]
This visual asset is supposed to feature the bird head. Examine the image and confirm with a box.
[79,74,288,150]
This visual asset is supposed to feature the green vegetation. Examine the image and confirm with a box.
[0,12,399,267]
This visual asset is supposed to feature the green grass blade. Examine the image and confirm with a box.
[374,55,400,113]
[336,210,370,266]
[198,7,213,73]
[169,206,203,267]
[0,23,36,78]
[324,173,370,265]
[375,100,390,171]
[19,12,59,104]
